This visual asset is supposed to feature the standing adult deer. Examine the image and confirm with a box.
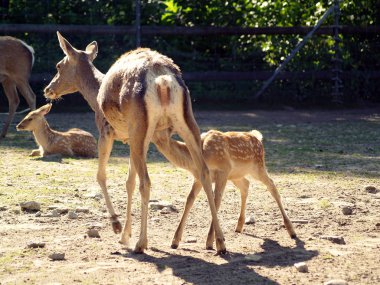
[44,32,226,254]
[153,129,296,249]
[0,36,36,138]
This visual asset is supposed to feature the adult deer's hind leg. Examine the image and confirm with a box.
[174,105,226,254]
[1,79,19,138]
[255,169,296,238]
[120,161,136,246]
[206,172,228,249]
[128,122,156,253]
[171,180,202,249]
[16,79,36,111]
[97,134,122,233]
[232,178,250,233]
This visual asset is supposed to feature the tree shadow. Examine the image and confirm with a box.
[116,237,317,285]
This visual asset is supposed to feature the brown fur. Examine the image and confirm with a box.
[153,129,296,248]
[0,36,36,138]
[16,104,97,158]
[44,32,226,254]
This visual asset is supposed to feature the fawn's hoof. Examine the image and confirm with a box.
[112,220,122,234]
[171,243,179,249]
[291,233,297,239]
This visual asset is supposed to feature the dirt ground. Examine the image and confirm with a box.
[0,108,379,285]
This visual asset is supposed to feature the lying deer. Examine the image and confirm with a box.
[43,32,226,254]
[16,103,97,158]
[0,36,36,138]
[153,128,296,249]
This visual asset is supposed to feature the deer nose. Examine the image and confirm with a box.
[44,86,55,99]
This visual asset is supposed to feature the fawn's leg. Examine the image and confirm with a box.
[174,119,226,253]
[171,179,202,249]
[255,169,296,238]
[206,172,228,249]
[232,178,250,233]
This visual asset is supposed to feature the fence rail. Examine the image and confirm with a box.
[1,24,379,36]
[30,70,380,84]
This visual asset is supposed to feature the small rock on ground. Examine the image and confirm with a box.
[294,262,308,273]
[245,215,255,224]
[87,229,100,238]
[324,279,348,285]
[0,206,7,211]
[341,206,353,215]
[321,235,346,245]
[27,242,46,248]
[68,211,78,219]
[150,200,175,211]
[185,236,197,243]
[160,206,176,214]
[365,185,378,194]
[75,207,90,214]
[20,201,41,212]
[49,252,65,261]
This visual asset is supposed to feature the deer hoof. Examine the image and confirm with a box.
[216,248,227,255]
[171,243,179,249]
[291,233,297,239]
[112,221,122,234]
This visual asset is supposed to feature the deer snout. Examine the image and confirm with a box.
[44,86,57,99]
[16,121,26,131]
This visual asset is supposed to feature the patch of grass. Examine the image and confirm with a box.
[319,198,332,210]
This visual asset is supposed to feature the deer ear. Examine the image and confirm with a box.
[85,41,98,61]
[39,103,52,115]
[57,31,77,58]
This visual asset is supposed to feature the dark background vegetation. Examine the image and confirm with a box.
[0,0,379,110]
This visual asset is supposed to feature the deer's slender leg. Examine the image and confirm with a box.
[119,160,136,246]
[174,108,226,254]
[96,133,121,233]
[232,178,250,233]
[254,169,296,238]
[16,79,36,110]
[171,179,203,249]
[129,121,156,253]
[1,79,19,138]
[206,172,228,249]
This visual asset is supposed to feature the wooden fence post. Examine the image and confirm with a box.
[135,0,141,47]
[332,0,343,104]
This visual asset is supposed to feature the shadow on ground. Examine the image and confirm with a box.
[114,237,318,285]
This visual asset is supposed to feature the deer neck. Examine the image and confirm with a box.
[32,119,55,150]
[154,136,196,175]
[76,62,104,113]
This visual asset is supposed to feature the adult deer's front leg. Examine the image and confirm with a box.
[119,161,136,246]
[171,180,202,249]
[206,172,228,249]
[97,134,121,233]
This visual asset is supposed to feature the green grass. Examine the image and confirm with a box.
[1,112,379,210]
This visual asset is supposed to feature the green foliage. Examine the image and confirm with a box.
[0,0,378,106]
